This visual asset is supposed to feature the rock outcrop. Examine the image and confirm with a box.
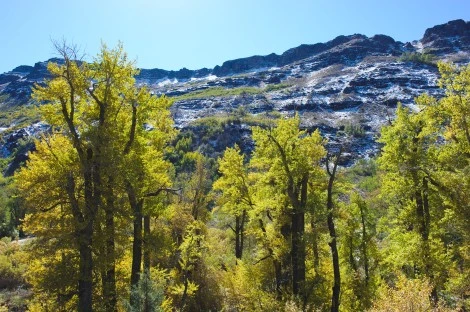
[0,122,49,176]
[421,19,470,55]
[1,19,469,167]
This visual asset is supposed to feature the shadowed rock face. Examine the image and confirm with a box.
[1,20,469,167]
[210,34,402,77]
[423,20,470,42]
[421,19,470,55]
[0,122,50,176]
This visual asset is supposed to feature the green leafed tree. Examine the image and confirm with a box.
[378,103,443,301]
[414,62,470,309]
[377,62,470,308]
[213,145,253,259]
[16,42,175,312]
[251,116,325,301]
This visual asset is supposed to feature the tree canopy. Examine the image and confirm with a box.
[0,46,468,312]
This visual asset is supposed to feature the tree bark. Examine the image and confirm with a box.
[326,154,340,312]
[67,167,95,312]
[287,174,308,299]
[143,215,151,274]
[358,201,369,283]
[143,215,151,312]
[127,183,144,306]
[266,132,312,300]
[103,205,117,311]
[310,217,320,276]
[235,216,242,259]
[78,221,94,312]
[291,208,305,297]
[422,178,438,303]
[348,235,357,272]
[327,213,340,312]
[235,210,247,259]
[241,210,246,257]
[131,206,143,288]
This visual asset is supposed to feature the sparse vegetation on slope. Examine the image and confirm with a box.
[173,82,291,101]
[0,105,40,129]
[398,51,436,65]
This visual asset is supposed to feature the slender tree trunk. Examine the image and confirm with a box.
[103,208,117,312]
[233,217,241,259]
[258,218,284,298]
[180,270,192,310]
[327,213,340,312]
[415,189,425,237]
[291,208,305,297]
[421,178,438,303]
[66,169,95,312]
[143,215,151,312]
[279,213,292,291]
[235,215,241,259]
[240,210,246,258]
[289,174,308,300]
[311,217,320,277]
[348,235,357,272]
[234,209,247,259]
[326,154,340,312]
[359,201,369,283]
[131,204,143,288]
[143,215,151,273]
[308,214,323,306]
[78,221,94,312]
[96,222,107,310]
[96,179,117,312]
[422,178,430,242]
[78,157,96,312]
[127,182,143,306]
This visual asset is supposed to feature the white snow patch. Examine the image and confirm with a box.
[413,41,424,53]
[190,74,218,82]
[158,78,178,87]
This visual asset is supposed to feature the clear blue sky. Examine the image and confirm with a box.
[1,0,469,74]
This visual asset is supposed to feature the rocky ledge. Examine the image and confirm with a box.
[1,19,469,167]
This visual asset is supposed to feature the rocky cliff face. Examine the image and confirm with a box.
[1,19,469,168]
[421,19,470,55]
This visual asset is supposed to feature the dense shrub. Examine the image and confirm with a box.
[0,238,26,289]
[339,120,366,137]
[369,276,455,312]
[398,52,435,66]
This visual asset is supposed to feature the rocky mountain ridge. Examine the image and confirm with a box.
[1,19,469,170]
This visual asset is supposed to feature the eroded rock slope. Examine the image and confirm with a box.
[1,19,469,166]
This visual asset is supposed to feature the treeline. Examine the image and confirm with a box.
[0,45,468,312]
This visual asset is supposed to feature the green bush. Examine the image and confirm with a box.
[398,52,435,66]
[264,82,291,92]
[0,168,25,239]
[173,83,291,102]
[340,121,366,137]
[0,288,31,312]
[369,276,454,312]
[174,86,261,101]
[0,239,26,289]
[0,104,40,128]
[0,177,15,239]
[192,110,279,132]
[125,272,165,312]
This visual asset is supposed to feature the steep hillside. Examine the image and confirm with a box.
[1,19,469,169]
